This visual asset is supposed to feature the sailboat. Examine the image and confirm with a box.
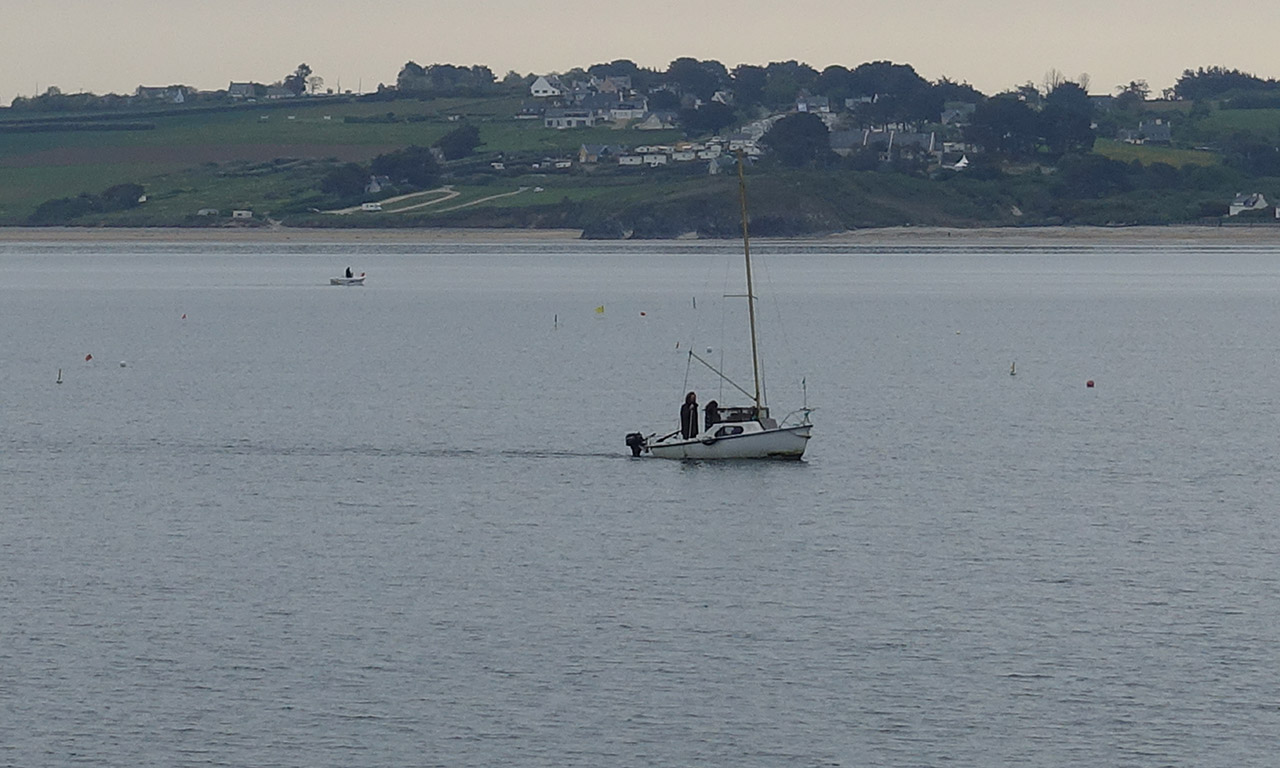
[625,155,813,460]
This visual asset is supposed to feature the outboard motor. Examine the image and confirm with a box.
[625,432,647,456]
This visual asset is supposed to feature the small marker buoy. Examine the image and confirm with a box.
[85,354,92,362]
[119,361,127,368]
[1010,362,1016,376]
[640,311,646,316]
[181,313,187,320]
[56,369,62,384]
[1086,380,1095,388]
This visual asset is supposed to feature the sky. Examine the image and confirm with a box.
[3,0,1278,104]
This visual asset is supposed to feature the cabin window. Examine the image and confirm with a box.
[716,425,744,437]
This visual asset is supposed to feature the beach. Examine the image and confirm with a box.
[1,224,1279,245]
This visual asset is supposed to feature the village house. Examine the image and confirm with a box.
[135,85,189,104]
[1229,192,1269,216]
[595,76,632,94]
[227,82,259,100]
[515,101,545,120]
[634,111,678,131]
[796,94,830,113]
[610,98,649,121]
[940,102,976,125]
[578,144,619,164]
[1117,118,1172,144]
[529,75,564,98]
[544,107,600,129]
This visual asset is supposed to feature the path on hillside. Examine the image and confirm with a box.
[325,186,454,215]
[388,187,462,213]
[436,187,530,212]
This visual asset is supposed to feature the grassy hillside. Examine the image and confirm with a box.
[4,93,1280,233]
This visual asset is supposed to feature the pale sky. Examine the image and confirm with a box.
[3,0,1276,104]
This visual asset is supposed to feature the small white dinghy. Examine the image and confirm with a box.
[330,271,366,286]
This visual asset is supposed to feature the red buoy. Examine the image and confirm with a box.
[85,354,92,362]
[1086,380,1094,388]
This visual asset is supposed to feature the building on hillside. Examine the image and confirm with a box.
[940,102,976,125]
[1229,192,1268,216]
[544,107,600,129]
[635,111,678,130]
[829,131,863,157]
[227,82,259,100]
[516,101,545,120]
[578,144,619,163]
[796,93,830,113]
[530,75,564,98]
[610,98,649,121]
[135,85,189,103]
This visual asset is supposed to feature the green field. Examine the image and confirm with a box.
[1093,138,1219,168]
[0,92,1270,232]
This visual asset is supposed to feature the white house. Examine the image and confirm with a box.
[530,75,564,98]
[232,210,253,219]
[1229,192,1269,216]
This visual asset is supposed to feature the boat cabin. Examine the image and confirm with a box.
[709,405,778,430]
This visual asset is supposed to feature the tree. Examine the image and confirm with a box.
[664,57,729,101]
[284,63,312,96]
[99,183,145,211]
[680,102,737,136]
[370,145,441,187]
[1040,81,1095,155]
[1115,80,1150,111]
[1056,154,1132,198]
[1174,66,1274,101]
[434,123,482,160]
[964,93,1039,156]
[761,112,832,167]
[731,64,768,106]
[319,163,369,197]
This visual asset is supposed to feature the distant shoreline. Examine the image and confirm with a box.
[1,224,1279,245]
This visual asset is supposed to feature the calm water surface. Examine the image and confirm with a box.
[3,239,1280,766]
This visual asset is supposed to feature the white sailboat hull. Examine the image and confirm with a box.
[646,423,811,460]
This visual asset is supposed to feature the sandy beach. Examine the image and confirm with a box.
[1,224,1278,246]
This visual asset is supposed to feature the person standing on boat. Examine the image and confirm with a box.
[680,391,699,439]
[704,400,720,430]
[345,266,353,278]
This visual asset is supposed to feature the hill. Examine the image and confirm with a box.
[4,90,1280,235]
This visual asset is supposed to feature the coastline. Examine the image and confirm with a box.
[1,224,1278,245]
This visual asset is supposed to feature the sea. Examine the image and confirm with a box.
[3,237,1280,767]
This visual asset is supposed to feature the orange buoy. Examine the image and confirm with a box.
[85,354,92,362]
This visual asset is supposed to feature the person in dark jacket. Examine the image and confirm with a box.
[680,391,698,439]
[704,400,720,430]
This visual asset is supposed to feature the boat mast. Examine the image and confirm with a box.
[736,152,764,412]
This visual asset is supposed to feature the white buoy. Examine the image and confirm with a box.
[120,361,127,368]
